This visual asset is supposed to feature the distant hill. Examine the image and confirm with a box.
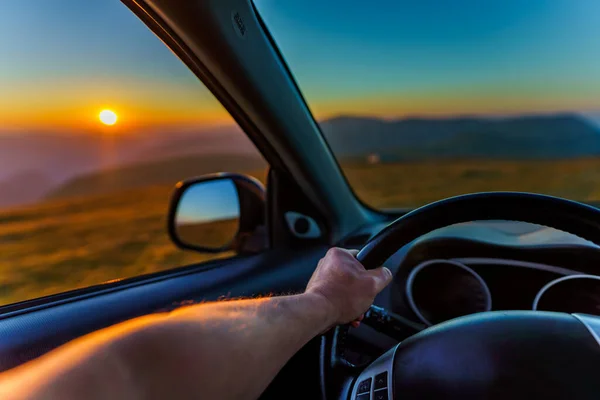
[135,125,257,162]
[0,133,139,184]
[0,125,254,184]
[47,154,266,200]
[0,171,55,208]
[4,113,600,208]
[320,114,600,161]
[0,124,257,207]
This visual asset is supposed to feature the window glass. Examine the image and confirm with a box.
[255,0,600,210]
[0,1,266,306]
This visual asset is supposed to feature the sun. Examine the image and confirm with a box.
[99,109,118,126]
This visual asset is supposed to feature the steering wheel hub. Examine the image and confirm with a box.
[352,311,600,399]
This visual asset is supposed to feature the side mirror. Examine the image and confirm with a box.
[168,173,266,253]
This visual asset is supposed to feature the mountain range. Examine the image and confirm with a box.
[46,153,266,200]
[1,113,600,208]
[0,125,257,208]
[320,113,600,161]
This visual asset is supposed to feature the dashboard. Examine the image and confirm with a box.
[342,220,600,365]
[387,220,600,324]
[405,258,600,326]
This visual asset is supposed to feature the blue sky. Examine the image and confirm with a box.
[0,0,226,131]
[177,180,240,224]
[0,0,189,84]
[255,0,600,118]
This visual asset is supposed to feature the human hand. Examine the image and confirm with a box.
[305,247,392,327]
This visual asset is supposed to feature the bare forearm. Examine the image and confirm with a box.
[136,293,334,399]
[0,293,335,400]
[0,248,391,400]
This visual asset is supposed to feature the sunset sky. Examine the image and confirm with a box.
[1,0,600,133]
[0,0,226,132]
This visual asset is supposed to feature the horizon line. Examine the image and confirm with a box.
[2,109,600,135]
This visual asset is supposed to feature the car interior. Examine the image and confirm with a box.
[1,1,600,399]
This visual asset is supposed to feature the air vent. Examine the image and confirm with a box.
[284,212,322,239]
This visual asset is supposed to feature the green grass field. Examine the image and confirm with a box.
[0,168,266,305]
[3,158,600,306]
[344,158,600,209]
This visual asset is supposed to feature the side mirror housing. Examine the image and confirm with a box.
[168,173,266,254]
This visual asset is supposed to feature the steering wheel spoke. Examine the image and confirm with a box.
[350,345,396,400]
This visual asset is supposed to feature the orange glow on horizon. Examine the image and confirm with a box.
[0,77,234,133]
[0,103,233,134]
[310,91,600,121]
[1,74,598,134]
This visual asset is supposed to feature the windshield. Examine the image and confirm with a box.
[254,0,600,209]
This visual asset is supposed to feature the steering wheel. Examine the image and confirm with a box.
[321,192,600,400]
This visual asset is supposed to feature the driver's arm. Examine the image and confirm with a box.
[0,248,392,400]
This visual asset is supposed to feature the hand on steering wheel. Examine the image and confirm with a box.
[306,248,392,331]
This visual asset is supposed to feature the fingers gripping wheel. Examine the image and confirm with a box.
[324,192,600,400]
